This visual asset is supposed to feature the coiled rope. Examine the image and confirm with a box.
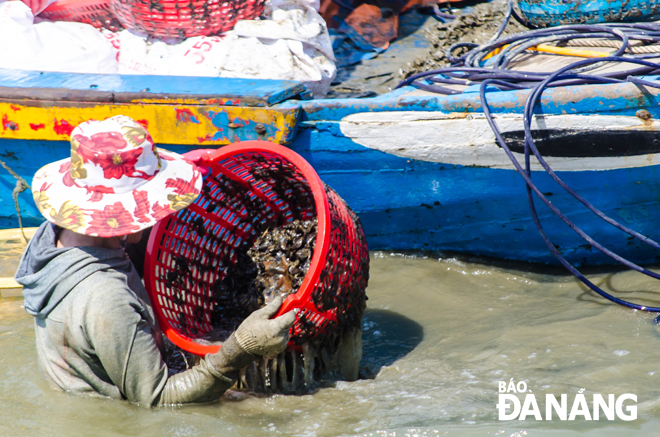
[0,159,30,243]
[565,38,660,53]
[397,1,660,311]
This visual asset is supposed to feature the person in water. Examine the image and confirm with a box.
[14,115,296,406]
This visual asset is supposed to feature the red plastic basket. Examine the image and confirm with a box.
[109,0,266,39]
[145,141,369,356]
[40,0,124,32]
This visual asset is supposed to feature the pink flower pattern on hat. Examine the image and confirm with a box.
[75,131,126,153]
[32,115,203,237]
[86,202,142,237]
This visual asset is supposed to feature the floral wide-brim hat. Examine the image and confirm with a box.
[32,115,203,237]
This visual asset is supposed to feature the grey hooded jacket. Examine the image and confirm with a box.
[15,222,254,406]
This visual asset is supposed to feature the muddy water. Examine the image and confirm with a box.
[4,251,660,436]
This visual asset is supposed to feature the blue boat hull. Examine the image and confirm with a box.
[287,127,660,266]
[4,134,660,266]
[3,69,660,265]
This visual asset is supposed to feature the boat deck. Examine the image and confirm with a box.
[327,10,437,99]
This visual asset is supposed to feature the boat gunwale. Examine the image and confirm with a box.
[0,68,308,107]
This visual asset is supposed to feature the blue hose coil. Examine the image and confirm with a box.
[397,2,660,311]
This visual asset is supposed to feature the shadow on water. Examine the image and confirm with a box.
[433,249,643,276]
[573,273,660,309]
[401,248,660,279]
[359,308,424,379]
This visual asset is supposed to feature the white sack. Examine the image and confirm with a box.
[0,1,118,74]
[0,0,335,97]
[117,0,336,97]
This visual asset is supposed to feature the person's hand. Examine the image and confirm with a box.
[234,296,297,357]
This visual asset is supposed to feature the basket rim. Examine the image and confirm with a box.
[145,141,331,356]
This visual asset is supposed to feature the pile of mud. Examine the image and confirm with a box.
[404,0,529,77]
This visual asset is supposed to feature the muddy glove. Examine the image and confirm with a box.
[233,295,297,357]
[157,333,256,405]
[157,297,294,405]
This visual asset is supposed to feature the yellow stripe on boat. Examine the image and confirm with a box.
[0,100,299,145]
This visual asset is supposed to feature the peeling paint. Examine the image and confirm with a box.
[0,101,299,145]
[2,114,18,131]
[29,123,45,131]
[298,79,660,123]
[53,119,75,136]
[518,0,660,28]
[203,110,281,143]
[197,134,217,143]
[135,97,247,106]
[340,111,660,171]
[175,108,201,124]
[0,150,17,159]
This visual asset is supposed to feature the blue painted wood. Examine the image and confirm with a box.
[0,139,71,228]
[516,0,660,28]
[5,71,660,265]
[0,68,306,106]
[282,77,660,122]
[285,123,660,265]
[6,138,660,265]
[5,127,660,265]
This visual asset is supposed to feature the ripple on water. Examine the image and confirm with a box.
[2,252,660,435]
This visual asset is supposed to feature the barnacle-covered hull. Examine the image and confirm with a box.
[516,0,660,28]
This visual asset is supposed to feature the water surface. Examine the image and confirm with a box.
[3,250,660,436]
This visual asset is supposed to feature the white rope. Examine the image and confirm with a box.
[566,38,660,53]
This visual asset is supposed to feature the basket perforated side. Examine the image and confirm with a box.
[110,0,265,39]
[145,142,368,355]
[312,187,369,331]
